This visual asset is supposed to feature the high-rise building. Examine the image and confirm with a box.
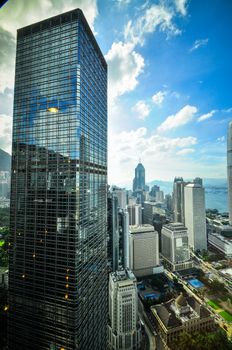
[156,190,164,202]
[112,187,127,209]
[173,177,186,224]
[227,121,232,225]
[161,223,192,271]
[129,225,159,277]
[133,162,145,192]
[108,269,142,350]
[108,192,119,272]
[9,9,107,350]
[184,183,207,252]
[149,184,160,199]
[118,209,130,269]
[127,204,142,226]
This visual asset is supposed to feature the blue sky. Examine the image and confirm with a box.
[0,0,231,187]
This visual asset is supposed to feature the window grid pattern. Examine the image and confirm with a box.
[8,9,107,350]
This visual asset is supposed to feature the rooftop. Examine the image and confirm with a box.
[17,8,107,70]
[209,231,232,245]
[110,269,136,283]
[151,294,211,330]
[129,224,155,234]
[163,222,187,232]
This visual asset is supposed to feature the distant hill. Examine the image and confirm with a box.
[0,149,11,171]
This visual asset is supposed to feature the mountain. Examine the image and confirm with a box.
[0,149,11,171]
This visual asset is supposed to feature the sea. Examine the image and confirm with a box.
[148,179,228,213]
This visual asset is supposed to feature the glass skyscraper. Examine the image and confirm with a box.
[9,9,107,350]
[132,162,145,192]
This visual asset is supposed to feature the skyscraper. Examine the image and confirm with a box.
[129,225,159,277]
[127,204,142,226]
[173,177,186,224]
[112,187,127,209]
[184,183,207,252]
[108,192,119,272]
[133,162,145,192]
[108,270,142,350]
[9,9,107,350]
[161,223,192,271]
[227,121,232,225]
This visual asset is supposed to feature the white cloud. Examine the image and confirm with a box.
[0,114,12,154]
[217,136,225,142]
[124,3,181,46]
[108,127,197,185]
[177,148,195,155]
[175,0,188,16]
[0,0,98,37]
[0,0,99,97]
[222,107,232,113]
[132,100,150,120]
[157,105,198,133]
[106,2,184,103]
[105,42,144,103]
[190,38,209,52]
[116,0,131,7]
[197,110,216,122]
[152,91,166,105]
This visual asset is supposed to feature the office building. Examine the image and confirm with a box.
[208,231,232,258]
[9,9,107,350]
[108,192,119,271]
[161,223,192,271]
[108,270,141,350]
[173,177,186,224]
[118,209,130,269]
[184,183,207,252]
[143,201,166,225]
[127,204,142,226]
[207,217,232,258]
[228,121,232,225]
[149,184,160,199]
[133,162,145,192]
[129,225,159,277]
[112,187,127,209]
[156,190,164,203]
[164,194,172,213]
[151,293,215,349]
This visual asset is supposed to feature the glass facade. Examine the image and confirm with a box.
[133,163,145,192]
[8,9,107,350]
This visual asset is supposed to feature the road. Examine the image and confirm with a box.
[138,298,156,350]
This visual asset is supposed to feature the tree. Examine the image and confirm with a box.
[172,330,232,350]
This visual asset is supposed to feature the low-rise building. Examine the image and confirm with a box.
[151,293,215,349]
[208,231,232,258]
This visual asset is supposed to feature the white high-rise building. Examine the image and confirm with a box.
[227,121,232,225]
[156,190,164,203]
[129,225,159,277]
[113,188,127,209]
[184,183,207,252]
[127,204,142,226]
[161,223,192,271]
[108,270,141,350]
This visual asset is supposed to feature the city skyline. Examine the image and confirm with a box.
[1,0,232,185]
